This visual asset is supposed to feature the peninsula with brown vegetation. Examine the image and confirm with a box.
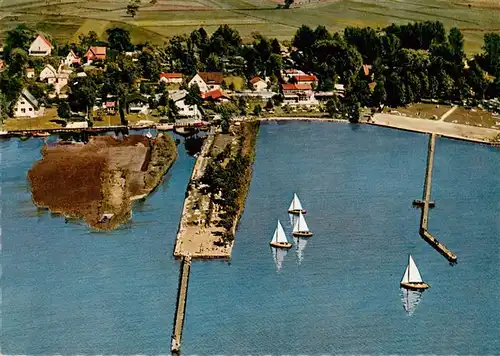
[174,121,259,258]
[28,134,177,230]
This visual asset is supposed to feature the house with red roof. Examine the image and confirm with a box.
[159,72,183,84]
[200,88,230,103]
[250,76,268,91]
[29,34,54,57]
[64,50,81,67]
[281,83,318,106]
[291,74,318,86]
[84,46,107,63]
[188,72,224,92]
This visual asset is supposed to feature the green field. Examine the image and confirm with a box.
[0,0,499,53]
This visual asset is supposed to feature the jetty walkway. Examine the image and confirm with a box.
[414,133,457,264]
[171,254,192,354]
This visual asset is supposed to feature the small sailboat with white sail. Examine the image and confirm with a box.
[292,211,312,237]
[288,193,306,215]
[400,254,429,290]
[269,220,292,249]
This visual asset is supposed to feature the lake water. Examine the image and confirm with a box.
[1,123,499,354]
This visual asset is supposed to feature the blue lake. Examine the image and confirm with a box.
[1,123,499,354]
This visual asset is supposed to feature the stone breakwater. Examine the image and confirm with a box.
[28,134,177,230]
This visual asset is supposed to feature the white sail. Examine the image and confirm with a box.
[296,237,308,265]
[293,211,309,232]
[272,247,287,272]
[400,265,410,284]
[271,220,288,244]
[288,193,303,211]
[400,288,423,315]
[408,255,423,283]
[401,255,424,284]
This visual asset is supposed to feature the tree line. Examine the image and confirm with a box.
[1,21,499,122]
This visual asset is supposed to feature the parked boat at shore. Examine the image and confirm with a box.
[292,211,312,237]
[400,255,429,290]
[269,220,292,249]
[288,193,306,214]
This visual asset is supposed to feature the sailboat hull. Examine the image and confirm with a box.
[400,282,430,290]
[293,231,313,237]
[288,209,307,215]
[270,242,292,249]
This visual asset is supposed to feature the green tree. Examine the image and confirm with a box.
[79,31,99,51]
[253,104,262,116]
[139,45,161,79]
[284,0,294,9]
[7,48,28,76]
[271,38,281,54]
[106,27,132,52]
[68,76,98,116]
[185,84,202,107]
[371,80,387,107]
[292,25,315,52]
[0,92,8,121]
[5,25,36,53]
[482,33,500,77]
[57,101,71,119]
[325,96,341,117]
[448,27,465,64]
[126,2,140,17]
[265,98,274,111]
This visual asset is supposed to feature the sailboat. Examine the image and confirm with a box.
[269,220,292,249]
[288,193,306,214]
[400,254,429,290]
[292,211,313,237]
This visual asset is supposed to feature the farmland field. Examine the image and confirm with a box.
[0,0,499,53]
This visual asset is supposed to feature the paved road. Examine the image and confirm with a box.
[369,113,499,142]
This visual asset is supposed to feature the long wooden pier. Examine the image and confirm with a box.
[171,254,192,354]
[415,133,457,264]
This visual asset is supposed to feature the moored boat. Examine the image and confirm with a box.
[269,220,292,249]
[32,132,50,137]
[288,193,306,214]
[292,211,312,237]
[400,254,429,290]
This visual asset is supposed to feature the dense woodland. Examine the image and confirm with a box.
[0,21,499,122]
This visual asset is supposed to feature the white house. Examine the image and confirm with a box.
[63,50,81,66]
[13,89,44,118]
[188,72,223,92]
[28,34,54,57]
[281,83,318,106]
[250,76,268,91]
[39,64,57,83]
[168,90,202,120]
[126,94,149,114]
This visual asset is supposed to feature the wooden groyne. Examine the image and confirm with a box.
[171,254,192,354]
[415,133,457,264]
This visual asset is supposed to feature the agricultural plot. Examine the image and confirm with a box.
[0,0,498,53]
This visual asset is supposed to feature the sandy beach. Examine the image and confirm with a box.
[367,113,499,143]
